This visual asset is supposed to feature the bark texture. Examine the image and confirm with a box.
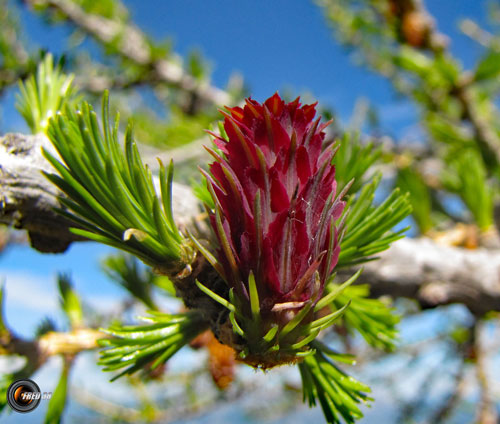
[2,132,500,314]
[0,133,200,252]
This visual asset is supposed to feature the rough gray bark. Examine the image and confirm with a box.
[0,133,75,252]
[352,238,500,316]
[2,132,500,314]
[0,133,201,253]
[22,0,232,110]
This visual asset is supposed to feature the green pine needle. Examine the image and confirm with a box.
[195,280,235,312]
[299,342,372,424]
[333,133,382,194]
[16,53,78,134]
[191,177,215,209]
[101,254,161,309]
[99,311,208,381]
[396,165,434,234]
[325,282,399,350]
[441,148,494,231]
[44,362,69,424]
[338,173,412,267]
[57,274,83,328]
[0,284,7,335]
[315,269,363,311]
[44,92,190,271]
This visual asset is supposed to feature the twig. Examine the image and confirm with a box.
[38,328,104,356]
[0,132,78,252]
[4,133,500,314]
[460,19,495,48]
[22,0,232,109]
[71,387,143,423]
[0,132,201,252]
[351,237,500,316]
[1,326,103,379]
[408,0,500,166]
[454,76,500,166]
[428,327,473,423]
[474,322,499,424]
[0,4,29,65]
[431,366,467,423]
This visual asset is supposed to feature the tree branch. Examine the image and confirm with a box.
[352,237,500,316]
[1,325,103,378]
[399,0,500,165]
[0,132,201,253]
[22,0,232,109]
[3,132,500,313]
[407,0,500,166]
[0,132,77,252]
[0,2,30,96]
[474,322,499,424]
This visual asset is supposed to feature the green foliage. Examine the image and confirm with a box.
[191,177,215,209]
[187,49,211,82]
[299,341,372,424]
[441,148,494,231]
[0,0,25,70]
[328,283,399,350]
[333,133,382,194]
[132,106,217,148]
[0,375,10,413]
[323,119,412,270]
[32,0,128,32]
[6,8,421,423]
[449,324,471,346]
[102,254,177,309]
[0,284,6,335]
[43,93,192,271]
[338,173,412,267]
[474,50,500,82]
[195,277,351,361]
[102,254,157,308]
[35,317,58,337]
[99,311,207,381]
[425,113,474,147]
[396,165,433,234]
[44,363,69,424]
[16,53,77,134]
[393,49,460,93]
[72,0,128,21]
[57,274,83,328]
[392,47,433,78]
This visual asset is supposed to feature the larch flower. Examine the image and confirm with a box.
[198,93,346,367]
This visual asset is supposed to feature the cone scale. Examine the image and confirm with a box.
[199,93,346,367]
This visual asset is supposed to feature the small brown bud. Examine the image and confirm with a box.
[401,11,430,48]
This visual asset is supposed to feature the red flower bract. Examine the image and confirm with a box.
[204,93,344,312]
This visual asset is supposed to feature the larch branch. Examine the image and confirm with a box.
[22,0,232,109]
[3,132,500,313]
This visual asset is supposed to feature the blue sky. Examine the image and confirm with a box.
[0,1,493,421]
[123,0,488,134]
[1,0,490,136]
